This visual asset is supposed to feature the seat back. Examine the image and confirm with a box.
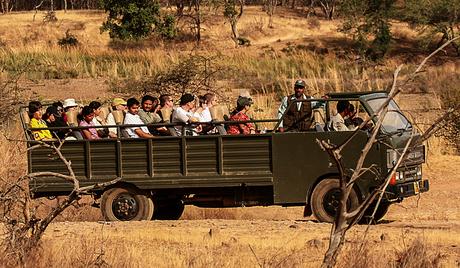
[312,108,326,132]
[66,111,79,127]
[112,110,124,125]
[160,107,173,123]
[209,105,230,121]
[99,106,110,121]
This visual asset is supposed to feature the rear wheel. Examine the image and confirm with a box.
[101,187,154,221]
[152,199,185,220]
[310,178,360,223]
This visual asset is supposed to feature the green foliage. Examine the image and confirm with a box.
[157,14,178,40]
[403,0,460,54]
[100,0,161,40]
[339,0,395,61]
[223,0,238,19]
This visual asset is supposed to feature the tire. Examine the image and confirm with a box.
[360,202,390,224]
[101,187,154,221]
[310,178,360,223]
[152,199,185,220]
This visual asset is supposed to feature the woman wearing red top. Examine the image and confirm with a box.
[227,96,256,135]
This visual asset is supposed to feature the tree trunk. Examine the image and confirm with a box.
[231,19,239,47]
[290,0,296,9]
[50,0,54,11]
[64,0,67,13]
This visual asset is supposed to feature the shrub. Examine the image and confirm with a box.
[100,0,161,40]
[57,30,79,47]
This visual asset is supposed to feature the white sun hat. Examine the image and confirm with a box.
[63,98,78,108]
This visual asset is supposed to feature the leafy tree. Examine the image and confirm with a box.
[403,0,460,55]
[339,0,395,61]
[223,0,245,47]
[100,0,161,40]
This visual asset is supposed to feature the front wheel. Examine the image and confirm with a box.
[152,199,185,220]
[360,202,390,224]
[101,187,154,221]
[310,178,360,223]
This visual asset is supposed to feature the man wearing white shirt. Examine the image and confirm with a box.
[172,93,202,136]
[124,98,154,138]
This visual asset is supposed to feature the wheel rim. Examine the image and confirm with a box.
[323,189,352,218]
[112,193,139,221]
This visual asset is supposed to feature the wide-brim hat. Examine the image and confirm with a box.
[63,98,78,108]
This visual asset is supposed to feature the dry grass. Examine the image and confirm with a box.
[4,220,456,268]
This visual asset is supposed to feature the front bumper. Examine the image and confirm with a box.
[388,179,429,198]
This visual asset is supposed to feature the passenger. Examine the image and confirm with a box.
[172,93,202,136]
[43,106,69,140]
[277,79,319,132]
[227,96,256,135]
[194,93,217,134]
[89,101,112,138]
[345,104,364,128]
[124,98,154,138]
[79,106,101,140]
[158,94,174,122]
[139,95,168,135]
[329,100,355,131]
[62,98,79,123]
[28,101,53,141]
[106,98,127,138]
[139,95,162,124]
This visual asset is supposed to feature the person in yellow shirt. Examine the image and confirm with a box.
[28,101,53,140]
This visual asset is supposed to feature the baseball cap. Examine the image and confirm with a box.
[294,79,306,88]
[237,96,253,107]
[112,98,127,106]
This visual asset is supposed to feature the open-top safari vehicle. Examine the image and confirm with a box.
[20,91,429,222]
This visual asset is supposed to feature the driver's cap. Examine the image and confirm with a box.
[294,79,306,88]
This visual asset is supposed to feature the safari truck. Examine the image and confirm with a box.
[20,91,429,222]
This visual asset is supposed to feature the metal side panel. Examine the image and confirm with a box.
[90,141,117,177]
[222,136,272,174]
[152,139,182,175]
[186,137,218,174]
[30,142,86,177]
[121,140,149,176]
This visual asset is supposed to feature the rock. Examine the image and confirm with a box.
[208,228,220,238]
[289,224,298,228]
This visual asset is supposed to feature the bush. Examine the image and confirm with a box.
[100,0,161,40]
[157,14,177,40]
[57,30,79,47]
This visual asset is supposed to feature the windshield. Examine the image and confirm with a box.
[367,98,412,133]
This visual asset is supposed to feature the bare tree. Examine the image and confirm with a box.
[0,140,119,266]
[318,38,459,268]
[319,0,336,20]
[265,0,276,28]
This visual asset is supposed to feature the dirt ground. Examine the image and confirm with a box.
[36,155,460,267]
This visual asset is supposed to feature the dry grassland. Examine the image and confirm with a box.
[1,7,460,268]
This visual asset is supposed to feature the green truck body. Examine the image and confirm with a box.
[23,92,429,222]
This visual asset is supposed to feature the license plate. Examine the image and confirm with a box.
[414,181,420,194]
